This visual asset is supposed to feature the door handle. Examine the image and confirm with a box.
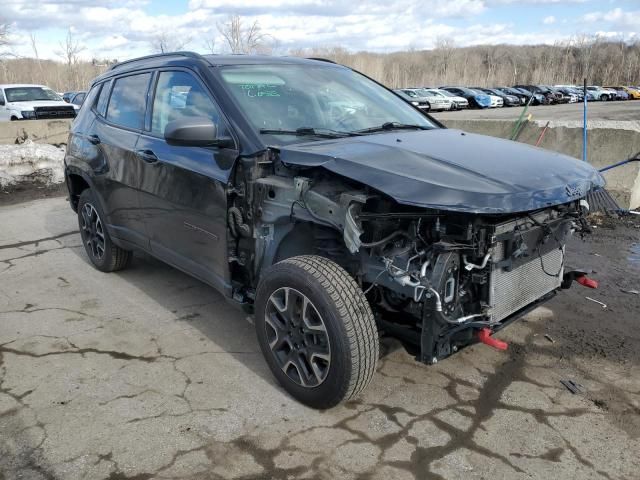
[87,134,101,145]
[136,149,159,164]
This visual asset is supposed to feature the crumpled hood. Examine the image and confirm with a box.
[277,128,605,213]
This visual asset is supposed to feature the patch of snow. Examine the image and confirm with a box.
[0,140,66,188]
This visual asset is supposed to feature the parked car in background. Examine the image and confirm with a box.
[514,85,554,104]
[475,88,520,106]
[586,86,612,101]
[0,84,78,121]
[620,86,640,99]
[416,88,458,111]
[435,88,469,110]
[70,91,88,106]
[559,86,584,102]
[553,86,577,103]
[401,88,453,111]
[394,89,431,112]
[495,87,526,104]
[62,91,77,103]
[506,87,545,105]
[545,86,572,104]
[472,89,503,108]
[441,87,492,109]
[603,87,629,101]
[541,86,568,104]
[601,87,621,100]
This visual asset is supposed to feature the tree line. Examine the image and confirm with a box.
[1,16,638,91]
[294,37,640,89]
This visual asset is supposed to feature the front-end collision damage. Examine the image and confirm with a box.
[229,145,596,365]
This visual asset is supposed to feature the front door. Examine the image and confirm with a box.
[137,70,236,293]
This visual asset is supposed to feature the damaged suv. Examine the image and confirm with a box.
[65,53,604,408]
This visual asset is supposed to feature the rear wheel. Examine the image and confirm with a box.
[255,255,378,409]
[77,189,131,272]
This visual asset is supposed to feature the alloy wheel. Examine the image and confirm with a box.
[80,203,105,260]
[264,287,331,388]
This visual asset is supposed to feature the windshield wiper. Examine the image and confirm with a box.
[259,127,361,138]
[355,122,431,134]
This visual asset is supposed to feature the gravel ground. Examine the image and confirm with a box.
[432,100,640,122]
[0,197,639,480]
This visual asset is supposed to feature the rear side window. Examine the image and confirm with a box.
[151,71,225,136]
[95,80,111,117]
[76,86,100,115]
[107,73,151,129]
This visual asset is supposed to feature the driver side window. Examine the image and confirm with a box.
[151,71,225,137]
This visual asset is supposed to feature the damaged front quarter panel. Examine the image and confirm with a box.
[238,139,597,367]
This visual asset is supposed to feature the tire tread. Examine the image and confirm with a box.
[277,255,378,403]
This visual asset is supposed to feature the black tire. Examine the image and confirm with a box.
[77,189,131,272]
[255,255,378,409]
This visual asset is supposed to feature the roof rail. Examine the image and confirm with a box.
[109,51,206,71]
[306,57,337,64]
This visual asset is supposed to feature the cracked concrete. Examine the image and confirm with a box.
[1,197,639,480]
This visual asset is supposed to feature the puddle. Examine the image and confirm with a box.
[629,243,640,271]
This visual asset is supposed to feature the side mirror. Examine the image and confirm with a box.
[0,99,5,106]
[164,117,232,148]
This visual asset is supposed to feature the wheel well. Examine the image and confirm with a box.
[273,223,315,264]
[67,173,90,211]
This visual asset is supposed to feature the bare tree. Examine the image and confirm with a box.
[433,37,456,82]
[57,29,85,68]
[55,29,86,88]
[149,31,192,54]
[0,21,10,54]
[217,15,273,54]
[29,33,43,74]
[203,36,217,54]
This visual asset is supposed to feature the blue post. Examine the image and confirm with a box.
[583,78,587,162]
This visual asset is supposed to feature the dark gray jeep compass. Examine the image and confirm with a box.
[65,52,605,408]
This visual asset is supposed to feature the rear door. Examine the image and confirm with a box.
[136,69,237,293]
[91,72,153,248]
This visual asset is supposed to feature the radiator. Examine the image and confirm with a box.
[488,243,564,323]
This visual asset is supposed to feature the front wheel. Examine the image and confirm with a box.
[255,255,378,409]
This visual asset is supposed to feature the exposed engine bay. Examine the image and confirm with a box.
[227,151,593,364]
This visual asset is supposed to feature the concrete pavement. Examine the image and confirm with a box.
[1,197,639,480]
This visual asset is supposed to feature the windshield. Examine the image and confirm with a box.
[5,87,61,102]
[217,64,436,143]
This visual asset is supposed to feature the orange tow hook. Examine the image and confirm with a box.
[477,328,508,351]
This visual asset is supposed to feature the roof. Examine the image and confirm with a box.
[202,54,340,66]
[92,51,345,86]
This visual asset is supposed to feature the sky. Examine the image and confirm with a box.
[2,0,639,61]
